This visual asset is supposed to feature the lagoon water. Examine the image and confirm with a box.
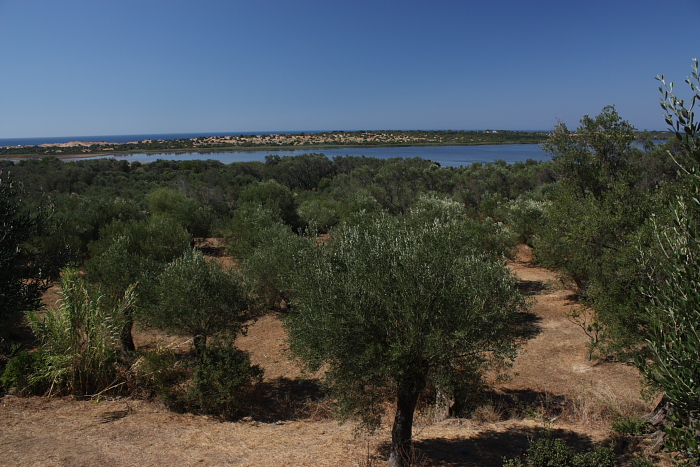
[73,144,549,167]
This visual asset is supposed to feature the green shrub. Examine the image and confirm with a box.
[501,196,550,244]
[410,192,467,222]
[242,228,314,311]
[237,180,302,229]
[1,349,44,395]
[612,415,647,436]
[145,187,213,237]
[222,204,292,260]
[132,341,262,419]
[130,347,191,405]
[186,338,263,418]
[298,199,339,233]
[333,188,385,222]
[503,431,616,467]
[525,434,574,467]
[479,191,508,219]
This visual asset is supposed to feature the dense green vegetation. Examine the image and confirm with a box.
[2,62,700,465]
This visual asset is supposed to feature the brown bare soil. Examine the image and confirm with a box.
[0,245,663,466]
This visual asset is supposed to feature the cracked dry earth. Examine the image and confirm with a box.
[0,245,656,466]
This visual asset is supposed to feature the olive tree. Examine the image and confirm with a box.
[536,107,657,357]
[145,187,213,237]
[285,213,527,467]
[141,248,250,357]
[85,216,191,351]
[635,59,700,459]
[0,174,57,347]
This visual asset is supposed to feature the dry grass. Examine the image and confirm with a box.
[471,402,506,425]
[559,382,653,427]
[0,243,658,466]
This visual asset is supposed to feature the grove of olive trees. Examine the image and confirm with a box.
[2,61,700,465]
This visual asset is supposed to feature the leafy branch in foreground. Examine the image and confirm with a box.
[635,59,700,462]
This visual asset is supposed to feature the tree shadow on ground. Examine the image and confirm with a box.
[374,426,596,466]
[479,388,568,421]
[195,244,227,257]
[253,376,328,422]
[515,279,549,296]
[512,309,543,341]
[508,279,546,342]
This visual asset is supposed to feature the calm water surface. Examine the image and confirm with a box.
[74,144,549,167]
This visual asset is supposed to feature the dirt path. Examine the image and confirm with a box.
[0,246,653,466]
[500,246,648,423]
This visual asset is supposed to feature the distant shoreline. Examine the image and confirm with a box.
[1,130,553,159]
[0,129,672,161]
[2,141,543,161]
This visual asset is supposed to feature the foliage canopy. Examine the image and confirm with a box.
[286,213,526,466]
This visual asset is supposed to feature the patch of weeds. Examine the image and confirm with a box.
[356,441,381,467]
[612,415,648,436]
[129,346,190,402]
[471,402,505,424]
[628,455,655,467]
[507,392,563,422]
[561,382,649,427]
[502,430,616,467]
[305,396,335,421]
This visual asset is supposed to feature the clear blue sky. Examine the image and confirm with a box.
[1,0,698,138]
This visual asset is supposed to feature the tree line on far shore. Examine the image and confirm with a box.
[1,129,601,156]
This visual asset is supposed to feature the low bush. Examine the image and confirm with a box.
[502,431,616,467]
[128,346,189,403]
[500,196,550,245]
[1,349,44,395]
[132,339,262,419]
[187,338,263,418]
[298,199,339,233]
[242,228,314,311]
[612,415,648,436]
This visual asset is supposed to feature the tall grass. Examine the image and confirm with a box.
[27,268,134,396]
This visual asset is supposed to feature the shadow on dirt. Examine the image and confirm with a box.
[254,376,328,422]
[515,279,548,295]
[479,388,568,421]
[374,426,596,466]
[196,245,227,257]
[512,309,543,341]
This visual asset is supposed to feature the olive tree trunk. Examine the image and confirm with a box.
[193,334,207,358]
[119,304,136,352]
[388,386,422,467]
